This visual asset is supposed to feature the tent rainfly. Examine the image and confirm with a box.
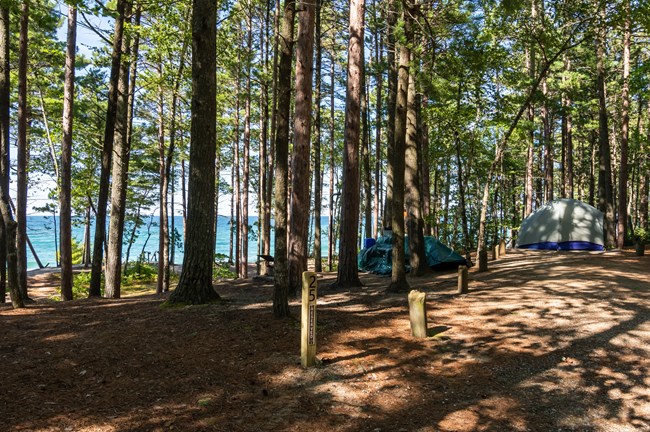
[516,198,605,251]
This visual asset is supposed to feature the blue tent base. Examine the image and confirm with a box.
[518,241,604,251]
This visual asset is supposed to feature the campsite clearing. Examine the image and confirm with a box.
[1,249,648,431]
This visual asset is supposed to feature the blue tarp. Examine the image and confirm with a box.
[358,235,467,275]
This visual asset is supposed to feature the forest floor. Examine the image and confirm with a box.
[1,249,649,432]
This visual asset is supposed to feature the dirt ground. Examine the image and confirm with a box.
[1,249,649,432]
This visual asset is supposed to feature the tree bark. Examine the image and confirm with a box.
[617,0,630,249]
[362,60,372,242]
[272,0,295,317]
[158,28,187,294]
[541,77,553,203]
[405,71,426,276]
[388,2,411,294]
[373,21,383,238]
[105,2,134,299]
[382,0,398,230]
[313,0,322,273]
[17,0,30,301]
[89,0,127,297]
[596,4,615,248]
[168,0,219,305]
[288,0,315,297]
[59,4,77,301]
[259,0,272,276]
[241,2,252,279]
[454,83,472,266]
[335,0,364,289]
[0,5,10,303]
[327,55,335,272]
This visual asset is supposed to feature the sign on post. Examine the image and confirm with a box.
[301,271,317,367]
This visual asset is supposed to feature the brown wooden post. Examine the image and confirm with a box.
[457,265,468,294]
[407,290,427,338]
[478,249,488,272]
[499,239,506,256]
[301,271,318,367]
[492,244,499,260]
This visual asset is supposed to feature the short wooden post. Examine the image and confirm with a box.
[478,249,488,272]
[636,242,645,256]
[457,265,468,294]
[407,290,428,338]
[499,239,506,256]
[492,244,499,260]
[301,271,318,367]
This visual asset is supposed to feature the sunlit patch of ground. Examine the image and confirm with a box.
[1,249,648,431]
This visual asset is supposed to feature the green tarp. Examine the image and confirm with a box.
[358,235,467,275]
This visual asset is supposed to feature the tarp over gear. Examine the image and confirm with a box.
[358,234,468,275]
[516,198,605,251]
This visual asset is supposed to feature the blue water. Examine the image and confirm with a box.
[25,215,336,271]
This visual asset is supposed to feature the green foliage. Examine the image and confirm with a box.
[634,228,649,243]
[123,262,158,284]
[71,239,84,264]
[72,271,99,299]
[213,253,236,279]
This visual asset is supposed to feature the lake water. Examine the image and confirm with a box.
[24,215,338,271]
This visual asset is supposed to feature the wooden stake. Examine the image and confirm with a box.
[301,271,318,367]
[408,290,428,338]
[478,249,488,272]
[457,265,468,294]
[499,239,506,256]
[492,244,499,260]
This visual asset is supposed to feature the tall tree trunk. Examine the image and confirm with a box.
[327,55,335,272]
[419,81,431,236]
[617,0,630,249]
[234,71,241,277]
[596,5,615,248]
[272,0,295,317]
[382,0,397,230]
[562,54,574,199]
[59,4,77,301]
[105,3,134,299]
[17,0,30,301]
[388,2,411,293]
[335,0,364,289]
[541,77,553,203]
[312,0,322,273]
[241,3,252,279]
[524,45,535,216]
[641,102,649,230]
[169,0,219,305]
[0,5,10,303]
[373,23,383,238]
[89,0,127,297]
[405,70,426,276]
[454,83,472,265]
[288,0,315,295]
[259,0,272,276]
[156,80,168,294]
[362,62,372,242]
[159,29,187,293]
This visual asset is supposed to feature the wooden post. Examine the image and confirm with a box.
[301,271,318,367]
[492,244,499,260]
[457,265,468,294]
[499,239,506,256]
[408,290,428,338]
[636,241,645,256]
[478,249,488,272]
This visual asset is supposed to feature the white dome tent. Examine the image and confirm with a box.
[516,198,605,251]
